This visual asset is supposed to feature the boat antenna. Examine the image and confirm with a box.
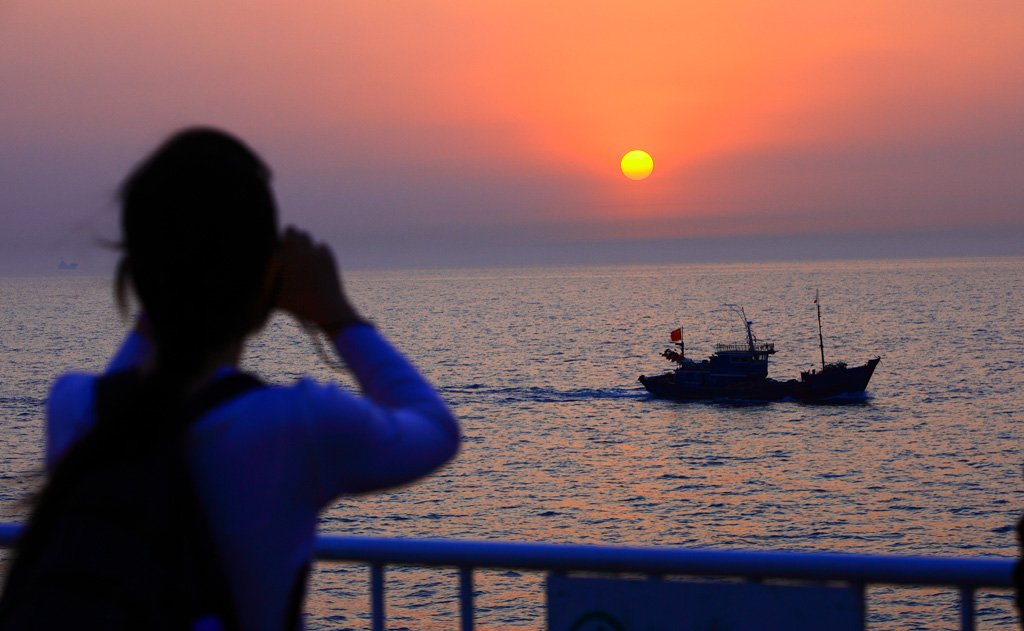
[815,289,826,370]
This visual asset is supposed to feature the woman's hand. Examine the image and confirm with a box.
[274,227,365,337]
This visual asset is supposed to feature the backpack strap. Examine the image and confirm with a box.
[91,369,267,631]
[93,370,265,434]
[179,372,267,426]
[143,371,265,631]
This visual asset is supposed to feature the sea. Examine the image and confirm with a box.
[1,256,1022,630]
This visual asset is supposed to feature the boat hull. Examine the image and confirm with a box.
[639,357,879,402]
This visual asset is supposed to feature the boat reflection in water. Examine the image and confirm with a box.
[639,300,880,402]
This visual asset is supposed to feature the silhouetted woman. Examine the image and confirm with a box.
[20,128,460,630]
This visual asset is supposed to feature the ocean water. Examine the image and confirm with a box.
[1,257,1022,629]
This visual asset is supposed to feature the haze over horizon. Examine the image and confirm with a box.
[1,1,1022,274]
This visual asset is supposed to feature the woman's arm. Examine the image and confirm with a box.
[271,226,459,499]
[285,324,459,505]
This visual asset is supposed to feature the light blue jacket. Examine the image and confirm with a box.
[47,324,460,631]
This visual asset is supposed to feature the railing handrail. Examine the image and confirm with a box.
[714,342,774,353]
[0,522,1011,589]
[312,535,1014,588]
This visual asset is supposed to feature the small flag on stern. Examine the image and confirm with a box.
[670,328,682,341]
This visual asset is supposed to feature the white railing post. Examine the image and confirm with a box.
[370,563,385,631]
[959,586,975,631]
[459,566,475,631]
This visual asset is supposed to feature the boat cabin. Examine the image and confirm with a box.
[674,341,775,386]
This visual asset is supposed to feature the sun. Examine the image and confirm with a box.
[621,150,653,180]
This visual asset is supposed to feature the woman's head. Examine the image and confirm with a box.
[118,128,279,365]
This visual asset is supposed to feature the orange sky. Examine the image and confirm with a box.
[1,1,1022,269]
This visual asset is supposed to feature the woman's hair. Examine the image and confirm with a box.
[118,128,279,371]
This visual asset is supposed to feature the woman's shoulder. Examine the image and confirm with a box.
[48,372,99,423]
[196,375,368,435]
[46,372,100,465]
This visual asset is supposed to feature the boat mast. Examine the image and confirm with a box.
[726,305,756,351]
[742,307,755,351]
[816,289,825,370]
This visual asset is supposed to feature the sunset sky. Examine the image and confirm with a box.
[1,1,1022,271]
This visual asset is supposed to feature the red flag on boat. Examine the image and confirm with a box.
[670,328,682,341]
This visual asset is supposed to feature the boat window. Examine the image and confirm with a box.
[730,356,749,363]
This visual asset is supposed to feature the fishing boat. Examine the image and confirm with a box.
[638,298,879,402]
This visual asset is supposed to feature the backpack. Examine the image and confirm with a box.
[0,370,263,631]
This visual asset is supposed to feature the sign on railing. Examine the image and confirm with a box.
[548,575,863,631]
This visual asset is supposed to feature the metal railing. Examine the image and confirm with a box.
[0,523,1015,630]
[714,342,775,353]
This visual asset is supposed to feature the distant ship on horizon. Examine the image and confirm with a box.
[57,258,78,270]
